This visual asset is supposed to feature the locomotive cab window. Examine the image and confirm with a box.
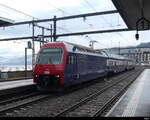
[38,48,63,64]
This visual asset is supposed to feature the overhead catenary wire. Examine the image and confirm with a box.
[0,3,38,20]
[45,1,98,43]
[0,2,50,52]
[83,0,114,27]
[46,1,77,33]
[83,0,126,47]
[0,2,77,36]
[0,1,120,45]
[0,3,56,33]
[47,0,108,44]
[85,35,111,49]
[82,0,120,47]
[84,0,97,12]
[0,3,50,31]
[46,1,72,16]
[46,1,95,28]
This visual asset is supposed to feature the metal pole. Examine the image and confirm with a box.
[25,48,27,77]
[32,21,35,69]
[40,35,41,48]
[118,41,120,55]
[39,28,44,48]
[42,27,44,46]
[53,16,57,42]
[50,24,53,42]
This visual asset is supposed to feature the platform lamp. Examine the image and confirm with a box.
[25,41,32,78]
[135,17,150,40]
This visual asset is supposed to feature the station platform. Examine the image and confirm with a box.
[106,69,150,117]
[0,79,34,90]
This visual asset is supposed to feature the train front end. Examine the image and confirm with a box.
[33,43,67,91]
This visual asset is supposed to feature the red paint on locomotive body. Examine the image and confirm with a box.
[33,42,68,85]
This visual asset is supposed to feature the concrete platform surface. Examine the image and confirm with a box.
[0,79,34,90]
[106,69,150,117]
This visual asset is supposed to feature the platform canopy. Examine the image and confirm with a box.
[0,17,14,27]
[112,0,150,30]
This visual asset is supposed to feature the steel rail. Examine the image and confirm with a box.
[0,94,52,115]
[0,92,40,105]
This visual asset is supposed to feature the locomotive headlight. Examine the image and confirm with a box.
[35,75,39,77]
[55,75,60,78]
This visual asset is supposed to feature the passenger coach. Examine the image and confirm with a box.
[33,42,135,91]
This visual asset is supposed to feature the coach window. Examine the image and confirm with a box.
[67,56,70,64]
[74,55,77,64]
[67,55,74,64]
[71,56,74,64]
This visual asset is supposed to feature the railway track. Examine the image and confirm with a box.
[54,68,144,117]
[0,92,54,116]
[0,84,36,100]
[0,92,40,106]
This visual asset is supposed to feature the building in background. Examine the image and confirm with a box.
[97,46,150,66]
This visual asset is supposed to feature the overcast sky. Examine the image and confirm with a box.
[0,0,149,58]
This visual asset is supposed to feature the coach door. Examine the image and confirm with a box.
[67,54,78,80]
[73,54,78,80]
